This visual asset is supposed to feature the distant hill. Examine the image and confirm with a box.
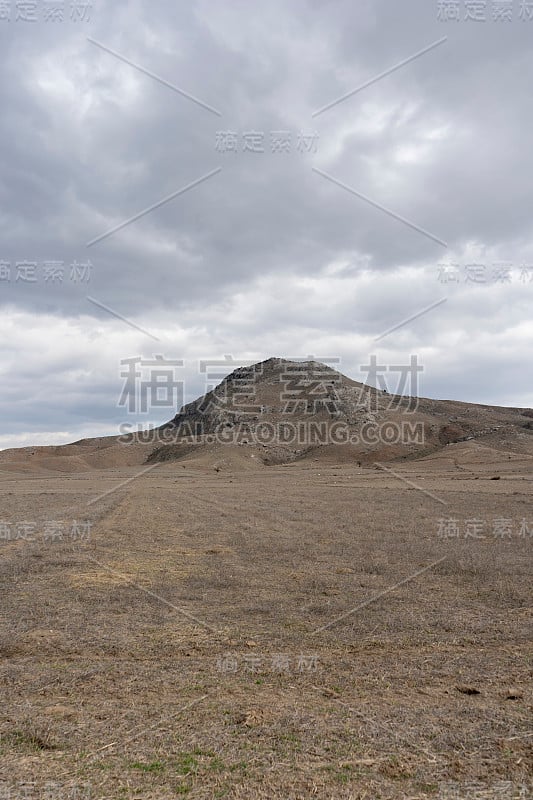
[150,357,533,466]
[0,357,531,473]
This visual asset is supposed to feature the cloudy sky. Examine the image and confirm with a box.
[1,0,532,449]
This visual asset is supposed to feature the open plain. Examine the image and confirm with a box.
[1,409,531,799]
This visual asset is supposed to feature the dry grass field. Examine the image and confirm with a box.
[0,435,531,799]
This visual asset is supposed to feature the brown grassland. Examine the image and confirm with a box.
[0,430,531,799]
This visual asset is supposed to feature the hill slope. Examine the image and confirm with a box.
[0,357,531,473]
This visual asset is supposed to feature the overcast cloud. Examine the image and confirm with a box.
[1,0,532,448]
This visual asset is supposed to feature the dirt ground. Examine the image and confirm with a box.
[0,441,531,799]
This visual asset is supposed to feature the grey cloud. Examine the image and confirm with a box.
[0,0,532,445]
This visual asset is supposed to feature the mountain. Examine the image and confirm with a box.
[0,357,531,474]
[150,357,533,467]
